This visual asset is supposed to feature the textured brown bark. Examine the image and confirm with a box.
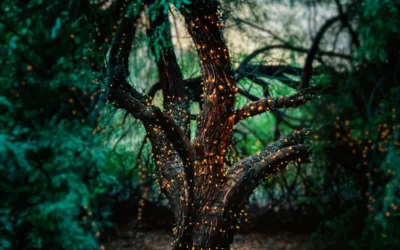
[104,1,314,249]
[145,4,195,244]
[172,1,238,248]
[147,9,191,133]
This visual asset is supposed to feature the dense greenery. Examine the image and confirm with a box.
[0,1,119,248]
[0,0,399,249]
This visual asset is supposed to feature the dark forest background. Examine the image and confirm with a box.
[1,0,399,249]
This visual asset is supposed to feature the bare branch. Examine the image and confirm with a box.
[147,9,190,133]
[300,15,340,89]
[233,88,318,124]
[111,88,195,165]
[105,3,195,170]
[232,16,343,91]
[224,130,311,207]
[229,129,310,175]
[233,17,288,44]
[334,0,360,47]
[235,43,350,81]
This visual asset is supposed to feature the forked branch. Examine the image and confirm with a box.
[147,7,190,133]
[105,4,195,167]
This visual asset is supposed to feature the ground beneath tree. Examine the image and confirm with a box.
[103,223,311,250]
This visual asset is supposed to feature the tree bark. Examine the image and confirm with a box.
[104,1,314,249]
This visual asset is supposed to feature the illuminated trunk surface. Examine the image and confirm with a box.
[106,1,311,249]
[173,206,236,250]
[170,2,239,249]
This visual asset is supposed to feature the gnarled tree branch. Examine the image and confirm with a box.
[105,3,195,180]
[233,88,318,123]
[224,130,311,207]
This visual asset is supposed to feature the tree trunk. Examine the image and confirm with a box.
[105,1,312,249]
[172,190,238,249]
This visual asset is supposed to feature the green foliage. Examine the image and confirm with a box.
[147,0,191,18]
[356,0,400,62]
[0,1,124,249]
[306,1,400,248]
[148,22,173,61]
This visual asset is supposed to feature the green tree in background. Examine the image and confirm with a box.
[309,1,400,249]
[0,1,121,249]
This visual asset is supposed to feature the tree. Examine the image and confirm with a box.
[105,0,323,248]
[3,0,398,249]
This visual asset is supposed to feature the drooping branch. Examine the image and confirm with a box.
[236,45,301,78]
[89,0,128,72]
[244,76,271,93]
[233,88,318,123]
[239,64,306,91]
[113,120,137,151]
[127,135,147,178]
[239,64,305,89]
[237,87,260,101]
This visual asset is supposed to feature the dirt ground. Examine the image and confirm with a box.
[103,230,311,250]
